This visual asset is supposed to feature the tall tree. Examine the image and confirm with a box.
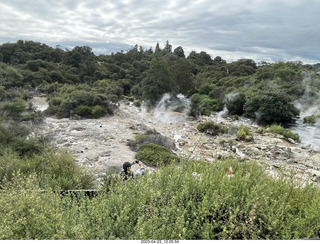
[142,54,175,105]
[171,58,194,95]
[174,46,185,58]
[162,40,172,55]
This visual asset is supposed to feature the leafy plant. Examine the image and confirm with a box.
[127,130,174,152]
[188,93,223,118]
[303,114,320,124]
[197,121,228,135]
[135,143,179,166]
[244,90,300,124]
[236,125,252,141]
[1,159,320,240]
[268,125,300,141]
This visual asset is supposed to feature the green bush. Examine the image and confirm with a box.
[173,105,185,113]
[236,125,252,141]
[133,100,141,107]
[244,90,300,124]
[46,84,113,119]
[0,149,95,190]
[268,125,300,141]
[0,98,26,120]
[0,124,45,157]
[74,105,106,118]
[225,93,246,115]
[127,130,174,152]
[1,159,320,240]
[188,93,223,118]
[197,122,228,135]
[303,114,320,124]
[135,143,179,167]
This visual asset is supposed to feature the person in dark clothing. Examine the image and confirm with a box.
[121,160,145,181]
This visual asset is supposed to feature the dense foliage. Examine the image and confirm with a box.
[243,90,300,124]
[1,159,320,240]
[1,40,317,122]
[127,129,175,152]
[135,143,180,167]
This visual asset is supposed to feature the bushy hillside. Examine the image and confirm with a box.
[1,40,320,122]
[1,40,320,240]
[1,159,320,240]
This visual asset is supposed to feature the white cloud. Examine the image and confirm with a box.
[0,0,320,63]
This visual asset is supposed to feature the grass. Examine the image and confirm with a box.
[197,121,229,135]
[268,125,300,141]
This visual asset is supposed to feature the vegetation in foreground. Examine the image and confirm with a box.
[1,159,320,240]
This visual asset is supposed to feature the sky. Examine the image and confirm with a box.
[0,0,320,64]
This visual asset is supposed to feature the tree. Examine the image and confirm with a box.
[173,46,185,58]
[244,90,299,124]
[171,58,195,95]
[187,51,213,66]
[142,54,175,106]
[162,40,172,55]
[225,92,246,115]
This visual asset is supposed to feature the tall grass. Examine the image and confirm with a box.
[268,125,300,141]
[1,159,320,240]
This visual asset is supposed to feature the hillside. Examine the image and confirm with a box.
[1,40,320,240]
[32,94,320,187]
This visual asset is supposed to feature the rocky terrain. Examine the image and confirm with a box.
[32,96,320,186]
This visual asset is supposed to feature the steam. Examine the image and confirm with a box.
[290,74,320,149]
[148,93,190,124]
[294,74,320,120]
[224,92,239,103]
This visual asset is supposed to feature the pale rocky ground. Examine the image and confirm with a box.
[32,97,320,186]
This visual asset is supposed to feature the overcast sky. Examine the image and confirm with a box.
[1,0,320,63]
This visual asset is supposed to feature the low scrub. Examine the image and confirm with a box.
[0,149,95,190]
[127,130,174,152]
[46,84,114,119]
[303,114,320,124]
[189,93,223,118]
[1,159,320,239]
[236,125,253,141]
[135,143,180,167]
[74,105,106,119]
[268,125,300,141]
[197,121,229,135]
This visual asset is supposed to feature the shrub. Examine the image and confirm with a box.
[0,98,26,120]
[188,93,223,118]
[127,130,174,152]
[225,92,246,115]
[244,90,299,124]
[1,159,320,239]
[0,124,45,157]
[135,143,179,167]
[0,149,95,190]
[133,100,141,107]
[46,84,114,119]
[303,114,320,124]
[74,105,106,119]
[197,121,228,135]
[268,125,300,141]
[236,125,252,141]
[173,105,185,113]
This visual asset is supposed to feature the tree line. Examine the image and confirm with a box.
[1,40,319,124]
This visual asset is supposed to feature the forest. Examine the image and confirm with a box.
[1,40,320,240]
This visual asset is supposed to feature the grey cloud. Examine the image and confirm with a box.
[0,0,320,63]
